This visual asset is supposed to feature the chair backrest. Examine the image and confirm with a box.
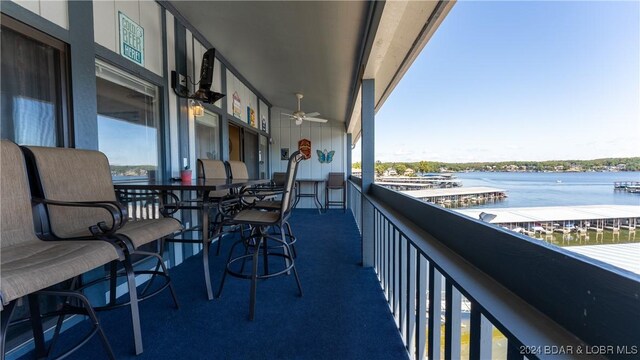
[0,140,39,247]
[327,172,345,188]
[280,151,305,216]
[227,161,249,180]
[22,146,117,238]
[197,158,230,198]
[272,172,286,187]
[197,159,227,179]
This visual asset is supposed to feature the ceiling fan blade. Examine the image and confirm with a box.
[304,117,328,123]
[281,112,294,117]
[305,112,320,118]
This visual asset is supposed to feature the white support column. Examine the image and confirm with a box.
[361,79,375,267]
[346,133,352,209]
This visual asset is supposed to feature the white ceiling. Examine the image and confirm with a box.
[169,1,370,123]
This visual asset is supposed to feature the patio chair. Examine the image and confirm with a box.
[216,151,304,320]
[21,145,182,355]
[226,160,249,180]
[0,140,119,360]
[325,172,346,211]
[271,172,286,187]
[249,171,299,257]
[227,161,278,204]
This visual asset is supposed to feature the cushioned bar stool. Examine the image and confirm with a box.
[216,152,305,320]
[271,172,286,188]
[197,159,237,257]
[0,140,119,360]
[228,161,278,204]
[325,172,346,211]
[250,171,299,258]
[22,145,182,355]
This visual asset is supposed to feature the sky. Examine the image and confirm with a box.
[98,115,158,166]
[353,0,640,164]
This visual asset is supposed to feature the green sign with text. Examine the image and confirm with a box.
[118,12,144,66]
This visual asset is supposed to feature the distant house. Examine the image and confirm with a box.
[385,168,398,176]
[404,168,415,176]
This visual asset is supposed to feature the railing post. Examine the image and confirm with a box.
[470,303,493,360]
[361,78,375,267]
[428,265,442,360]
[444,282,462,360]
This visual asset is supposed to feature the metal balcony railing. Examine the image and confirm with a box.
[347,178,639,360]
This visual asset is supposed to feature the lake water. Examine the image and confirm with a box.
[455,171,640,209]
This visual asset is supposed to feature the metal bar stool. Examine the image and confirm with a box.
[325,172,346,211]
[216,151,305,320]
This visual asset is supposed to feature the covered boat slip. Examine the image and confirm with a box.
[456,205,640,227]
[401,186,507,206]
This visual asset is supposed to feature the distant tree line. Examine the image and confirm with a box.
[110,165,155,177]
[352,157,640,176]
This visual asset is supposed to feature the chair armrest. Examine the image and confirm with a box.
[116,189,181,217]
[245,186,284,194]
[33,198,127,236]
[240,187,283,203]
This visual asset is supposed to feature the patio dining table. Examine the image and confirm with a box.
[113,178,270,300]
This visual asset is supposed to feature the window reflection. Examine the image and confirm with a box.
[1,25,62,146]
[96,60,160,179]
[12,96,56,146]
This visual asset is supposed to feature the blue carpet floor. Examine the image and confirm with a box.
[27,210,408,359]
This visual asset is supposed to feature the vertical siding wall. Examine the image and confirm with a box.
[270,107,346,208]
[10,0,68,29]
[92,0,164,76]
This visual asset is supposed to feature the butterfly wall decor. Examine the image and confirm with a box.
[317,149,335,164]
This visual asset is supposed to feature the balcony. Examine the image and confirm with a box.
[14,179,638,360]
[2,1,638,359]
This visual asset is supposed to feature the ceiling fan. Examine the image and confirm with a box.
[282,93,329,125]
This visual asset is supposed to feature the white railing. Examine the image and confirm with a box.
[348,178,639,360]
[347,178,362,232]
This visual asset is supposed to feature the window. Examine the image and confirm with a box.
[96,60,160,179]
[0,15,68,146]
[195,110,220,160]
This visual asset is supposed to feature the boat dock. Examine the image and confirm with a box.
[455,205,640,234]
[401,186,507,206]
[614,181,640,193]
[376,182,437,191]
[377,175,462,188]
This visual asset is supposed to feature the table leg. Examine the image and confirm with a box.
[313,181,323,213]
[293,181,301,209]
[202,202,213,300]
